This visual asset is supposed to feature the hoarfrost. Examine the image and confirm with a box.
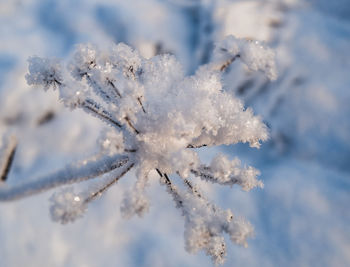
[1,37,276,265]
[214,35,277,80]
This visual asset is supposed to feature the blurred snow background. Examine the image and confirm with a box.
[0,0,349,266]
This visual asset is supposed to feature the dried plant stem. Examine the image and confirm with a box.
[124,116,140,134]
[191,167,239,186]
[107,79,122,98]
[220,54,240,72]
[156,169,184,209]
[137,97,146,113]
[0,138,17,182]
[183,178,202,198]
[81,98,122,128]
[86,77,143,133]
[187,144,207,149]
[83,162,135,204]
[86,76,115,104]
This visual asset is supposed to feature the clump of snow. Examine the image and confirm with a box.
[192,154,263,191]
[98,129,125,155]
[213,35,277,80]
[49,187,87,224]
[109,43,142,76]
[162,178,254,265]
[26,56,63,90]
[120,188,149,218]
[69,44,98,80]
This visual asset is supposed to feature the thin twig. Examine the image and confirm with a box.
[124,148,137,153]
[86,76,115,104]
[81,99,122,128]
[156,169,184,208]
[37,111,55,126]
[183,178,202,198]
[184,176,216,213]
[83,162,134,204]
[220,54,240,72]
[164,173,172,185]
[0,141,17,182]
[137,97,146,113]
[156,168,163,177]
[106,79,122,98]
[191,168,239,186]
[124,116,140,134]
[187,144,207,149]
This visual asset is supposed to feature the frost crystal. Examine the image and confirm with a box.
[192,154,263,191]
[213,35,277,80]
[0,36,276,265]
[26,56,63,90]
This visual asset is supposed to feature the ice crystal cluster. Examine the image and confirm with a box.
[213,35,277,80]
[0,35,276,265]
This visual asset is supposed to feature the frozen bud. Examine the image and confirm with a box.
[69,44,97,80]
[185,224,226,266]
[227,217,254,247]
[240,39,277,80]
[49,188,87,224]
[120,189,149,218]
[214,35,277,80]
[26,56,62,90]
[58,80,90,109]
[209,154,233,181]
[194,154,263,191]
[110,43,142,76]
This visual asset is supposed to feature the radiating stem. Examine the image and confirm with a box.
[124,116,140,134]
[0,154,129,201]
[83,162,134,204]
[156,169,184,209]
[107,79,122,98]
[137,97,146,113]
[86,76,118,105]
[183,178,202,198]
[81,98,122,128]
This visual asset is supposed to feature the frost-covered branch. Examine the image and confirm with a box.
[0,154,129,201]
[49,161,135,224]
[157,170,185,210]
[81,98,122,129]
[213,36,277,80]
[191,154,264,191]
[219,54,241,72]
[83,162,135,204]
[161,172,254,265]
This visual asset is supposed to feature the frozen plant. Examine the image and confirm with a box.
[0,36,276,265]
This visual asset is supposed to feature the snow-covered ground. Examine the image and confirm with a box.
[0,0,349,266]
